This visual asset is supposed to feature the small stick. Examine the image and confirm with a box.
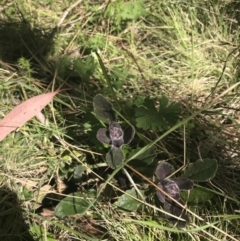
[122,167,145,201]
[57,0,83,28]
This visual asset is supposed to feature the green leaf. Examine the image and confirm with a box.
[54,193,90,218]
[73,165,87,182]
[72,56,96,80]
[22,186,33,200]
[114,188,145,212]
[106,146,124,169]
[57,56,72,78]
[135,97,181,131]
[105,1,145,23]
[119,2,145,20]
[181,159,218,182]
[128,146,156,165]
[181,186,213,203]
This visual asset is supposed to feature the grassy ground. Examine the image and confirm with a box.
[0,0,240,240]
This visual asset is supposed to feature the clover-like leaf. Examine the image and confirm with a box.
[155,162,174,180]
[96,128,111,145]
[171,178,194,190]
[93,94,116,123]
[109,122,124,147]
[123,125,135,144]
[106,146,124,169]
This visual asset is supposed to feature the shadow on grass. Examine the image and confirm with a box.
[0,187,34,241]
[0,18,55,64]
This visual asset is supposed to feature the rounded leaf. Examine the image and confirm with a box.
[182,159,218,182]
[54,192,90,218]
[93,94,116,123]
[155,162,174,180]
[172,178,194,190]
[123,125,135,144]
[96,128,111,145]
[106,146,124,169]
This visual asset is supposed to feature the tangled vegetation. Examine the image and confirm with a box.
[0,0,240,240]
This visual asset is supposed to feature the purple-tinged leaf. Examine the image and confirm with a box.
[156,182,165,203]
[96,128,111,145]
[123,125,135,144]
[155,162,174,180]
[109,122,124,147]
[162,179,180,200]
[164,199,188,228]
[112,138,124,148]
[106,146,124,169]
[93,94,116,123]
[109,122,124,140]
[172,178,194,190]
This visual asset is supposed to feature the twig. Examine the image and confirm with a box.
[122,167,145,201]
[57,0,83,28]
[205,45,240,102]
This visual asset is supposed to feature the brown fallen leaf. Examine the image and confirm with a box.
[0,90,61,142]
[40,208,54,217]
[56,177,67,193]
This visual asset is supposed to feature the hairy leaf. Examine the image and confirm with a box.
[135,97,181,131]
[123,125,135,144]
[155,162,174,180]
[171,178,194,190]
[106,146,124,169]
[182,159,218,182]
[96,128,111,145]
[93,94,116,123]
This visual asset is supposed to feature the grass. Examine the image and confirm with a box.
[0,0,240,240]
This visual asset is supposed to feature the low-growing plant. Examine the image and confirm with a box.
[94,94,135,169]
[92,94,218,228]
[154,161,194,228]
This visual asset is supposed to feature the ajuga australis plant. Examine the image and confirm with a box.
[93,94,135,169]
[155,161,194,228]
